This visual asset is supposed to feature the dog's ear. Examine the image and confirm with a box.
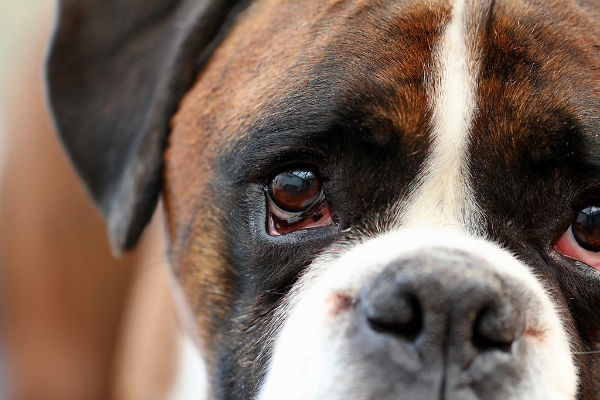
[47,0,244,253]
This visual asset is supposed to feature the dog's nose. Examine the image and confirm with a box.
[358,248,526,366]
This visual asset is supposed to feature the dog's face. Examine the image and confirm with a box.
[48,0,599,399]
[163,1,599,398]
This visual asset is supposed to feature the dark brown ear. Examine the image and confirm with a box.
[47,0,246,253]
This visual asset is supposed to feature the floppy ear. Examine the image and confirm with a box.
[47,0,245,253]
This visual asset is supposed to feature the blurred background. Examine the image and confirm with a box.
[0,1,183,398]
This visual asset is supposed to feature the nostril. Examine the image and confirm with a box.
[362,293,423,341]
[473,301,525,353]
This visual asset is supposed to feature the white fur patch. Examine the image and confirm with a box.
[257,230,578,400]
[400,0,482,231]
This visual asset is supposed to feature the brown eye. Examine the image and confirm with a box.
[265,167,332,236]
[572,206,600,252]
[267,169,322,212]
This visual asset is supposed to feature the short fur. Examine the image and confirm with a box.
[47,0,600,398]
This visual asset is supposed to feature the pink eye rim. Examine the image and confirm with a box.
[267,198,333,236]
[554,216,600,271]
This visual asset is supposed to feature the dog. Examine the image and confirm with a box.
[47,0,599,398]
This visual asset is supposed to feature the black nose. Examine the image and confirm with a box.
[358,248,525,366]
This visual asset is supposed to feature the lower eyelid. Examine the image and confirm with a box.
[267,198,333,236]
[554,227,600,270]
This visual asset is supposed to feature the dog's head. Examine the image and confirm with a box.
[47,0,599,399]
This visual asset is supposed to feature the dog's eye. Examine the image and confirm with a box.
[268,169,322,212]
[265,168,332,235]
[572,206,600,251]
[554,206,600,270]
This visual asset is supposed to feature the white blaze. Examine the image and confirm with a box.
[401,0,481,231]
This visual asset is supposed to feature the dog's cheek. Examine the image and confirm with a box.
[163,172,234,350]
[162,87,243,395]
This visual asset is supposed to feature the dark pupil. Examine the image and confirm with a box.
[573,206,600,252]
[269,169,321,212]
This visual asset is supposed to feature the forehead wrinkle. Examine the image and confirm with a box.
[216,1,454,183]
[468,0,600,193]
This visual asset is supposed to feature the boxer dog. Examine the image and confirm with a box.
[47,0,599,399]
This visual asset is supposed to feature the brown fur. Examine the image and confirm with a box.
[165,0,599,395]
[164,0,452,373]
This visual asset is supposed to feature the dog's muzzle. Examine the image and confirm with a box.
[258,230,577,400]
